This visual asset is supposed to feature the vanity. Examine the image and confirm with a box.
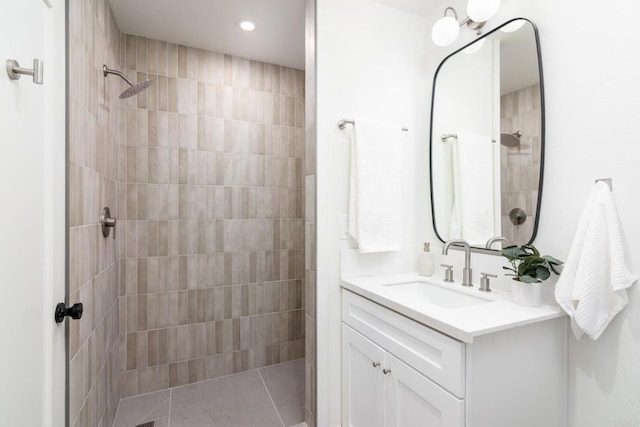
[341,274,566,427]
[340,16,564,427]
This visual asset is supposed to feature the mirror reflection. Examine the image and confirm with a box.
[430,19,543,249]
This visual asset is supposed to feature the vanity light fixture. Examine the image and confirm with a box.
[431,0,501,47]
[239,20,256,31]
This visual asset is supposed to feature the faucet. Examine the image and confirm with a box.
[442,239,473,287]
[486,236,508,250]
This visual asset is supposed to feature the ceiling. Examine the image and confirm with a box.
[108,0,306,70]
[371,0,441,17]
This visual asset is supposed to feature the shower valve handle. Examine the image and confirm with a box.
[101,207,116,239]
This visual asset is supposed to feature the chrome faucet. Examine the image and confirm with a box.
[442,239,473,287]
[486,236,508,250]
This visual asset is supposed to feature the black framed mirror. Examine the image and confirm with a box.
[429,18,544,251]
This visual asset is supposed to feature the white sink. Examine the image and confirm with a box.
[382,281,491,308]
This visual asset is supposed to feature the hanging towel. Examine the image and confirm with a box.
[555,181,637,340]
[347,120,403,253]
[447,133,496,245]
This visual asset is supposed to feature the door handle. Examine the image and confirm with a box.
[54,303,83,323]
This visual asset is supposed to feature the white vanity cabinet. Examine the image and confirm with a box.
[342,289,566,427]
[343,325,464,427]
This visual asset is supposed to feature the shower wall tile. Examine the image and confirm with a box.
[118,35,306,398]
[500,84,541,244]
[68,0,121,426]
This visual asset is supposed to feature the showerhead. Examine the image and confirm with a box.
[119,79,153,99]
[500,131,522,147]
[103,64,153,99]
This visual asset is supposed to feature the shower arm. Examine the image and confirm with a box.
[102,65,134,86]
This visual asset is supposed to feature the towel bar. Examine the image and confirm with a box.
[338,119,408,132]
[441,133,497,143]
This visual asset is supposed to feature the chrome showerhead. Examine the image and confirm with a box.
[119,79,152,99]
[103,64,153,99]
[500,131,522,147]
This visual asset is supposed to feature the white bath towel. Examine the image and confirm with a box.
[555,181,637,340]
[347,120,403,253]
[447,133,496,245]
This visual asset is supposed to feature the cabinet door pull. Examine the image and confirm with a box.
[372,361,381,368]
[383,368,392,375]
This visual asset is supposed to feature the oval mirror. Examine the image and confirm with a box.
[429,18,544,251]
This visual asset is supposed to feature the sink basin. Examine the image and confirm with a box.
[382,281,490,308]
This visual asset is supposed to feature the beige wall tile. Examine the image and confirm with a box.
[113,33,307,401]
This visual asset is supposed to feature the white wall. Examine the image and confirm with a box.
[315,0,429,424]
[317,0,640,425]
[423,0,640,425]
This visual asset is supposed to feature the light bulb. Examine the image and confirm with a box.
[500,20,525,33]
[462,38,485,54]
[431,16,460,47]
[467,0,501,23]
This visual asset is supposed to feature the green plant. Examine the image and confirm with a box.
[501,245,563,283]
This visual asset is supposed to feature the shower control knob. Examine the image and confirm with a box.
[54,302,83,323]
[100,207,117,239]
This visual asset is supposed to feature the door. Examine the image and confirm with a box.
[342,324,386,427]
[0,1,66,426]
[385,353,465,427]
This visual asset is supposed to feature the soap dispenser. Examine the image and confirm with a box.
[418,242,434,277]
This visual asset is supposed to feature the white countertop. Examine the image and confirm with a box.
[341,273,565,343]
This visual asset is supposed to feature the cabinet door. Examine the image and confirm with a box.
[343,324,386,427]
[385,353,464,427]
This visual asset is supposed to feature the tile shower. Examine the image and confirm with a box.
[500,83,541,243]
[68,0,307,425]
[117,34,305,398]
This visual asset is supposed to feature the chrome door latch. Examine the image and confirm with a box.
[6,59,44,84]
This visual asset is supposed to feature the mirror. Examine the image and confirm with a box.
[429,18,544,250]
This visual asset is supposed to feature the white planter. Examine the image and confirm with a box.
[512,281,543,307]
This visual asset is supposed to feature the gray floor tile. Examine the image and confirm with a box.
[151,417,169,427]
[259,359,305,427]
[112,390,170,427]
[140,398,171,423]
[169,371,284,427]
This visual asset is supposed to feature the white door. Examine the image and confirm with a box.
[0,1,66,426]
[342,324,386,427]
[384,353,465,427]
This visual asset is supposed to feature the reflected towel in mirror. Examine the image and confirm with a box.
[447,133,496,244]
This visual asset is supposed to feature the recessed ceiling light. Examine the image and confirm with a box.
[239,21,256,32]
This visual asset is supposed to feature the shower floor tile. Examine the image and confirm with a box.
[112,359,306,427]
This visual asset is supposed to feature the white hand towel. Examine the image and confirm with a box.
[448,133,495,245]
[555,181,637,340]
[347,120,403,253]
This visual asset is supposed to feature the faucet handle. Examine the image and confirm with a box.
[441,264,454,283]
[480,272,497,292]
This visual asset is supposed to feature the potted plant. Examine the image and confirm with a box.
[501,245,563,306]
